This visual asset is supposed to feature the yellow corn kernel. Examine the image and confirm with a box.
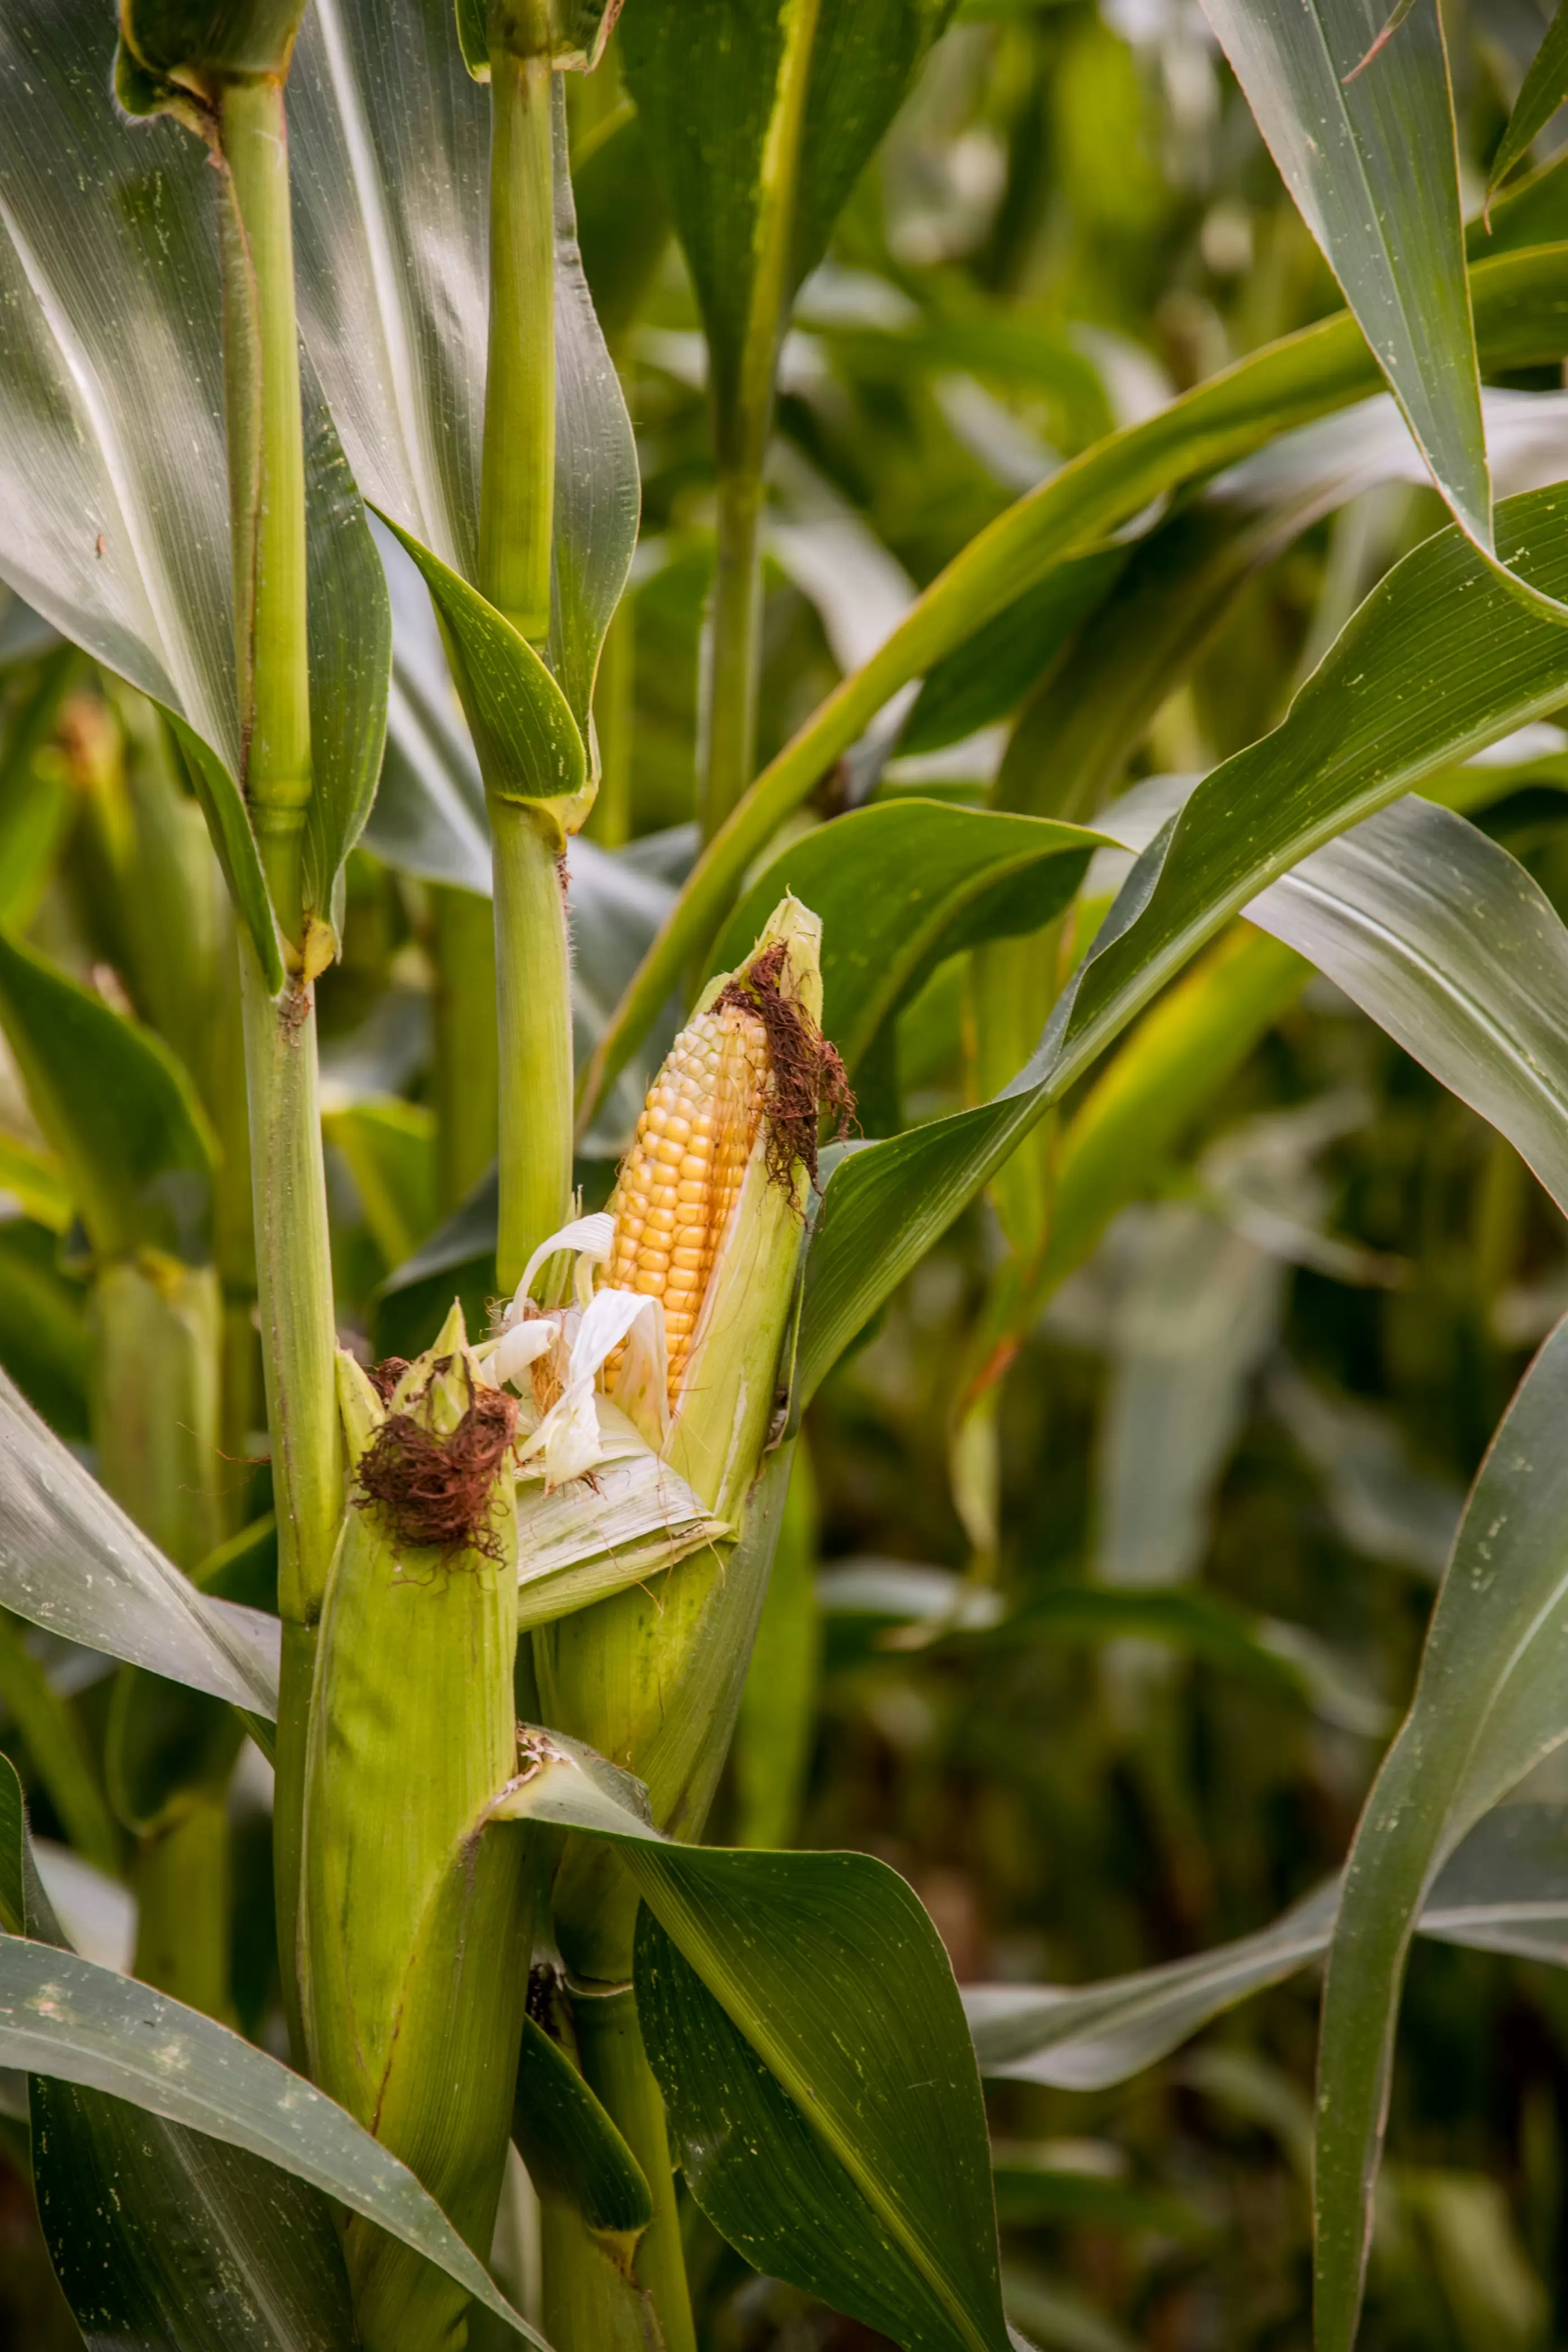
[603,1002,768,1397]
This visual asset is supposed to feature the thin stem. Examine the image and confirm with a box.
[587,593,635,849]
[480,30,556,644]
[698,0,821,840]
[220,76,313,958]
[430,883,501,1213]
[573,1988,697,2352]
[700,471,764,838]
[492,803,573,1294]
[131,1795,234,2024]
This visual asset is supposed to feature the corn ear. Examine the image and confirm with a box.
[299,1303,532,2351]
[537,898,830,1977]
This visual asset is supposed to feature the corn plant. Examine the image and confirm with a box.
[3,0,1568,2346]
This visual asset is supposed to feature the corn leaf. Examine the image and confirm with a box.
[1488,0,1568,201]
[0,1750,548,2347]
[0,933,215,1265]
[1198,0,1489,551]
[1315,1312,1568,2351]
[1097,779,1568,1220]
[0,0,389,984]
[0,1369,279,1717]
[578,242,1568,1122]
[792,481,1568,1409]
[710,803,1105,1073]
[620,0,955,462]
[964,1791,1568,2093]
[498,1735,1013,2352]
[0,1757,359,2349]
[291,8,637,737]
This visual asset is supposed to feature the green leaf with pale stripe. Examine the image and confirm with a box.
[1488,1,1568,201]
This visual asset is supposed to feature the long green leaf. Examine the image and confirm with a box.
[0,0,389,984]
[291,4,636,737]
[1198,0,1487,548]
[578,242,1568,1122]
[1488,1,1568,202]
[1315,1312,1568,2352]
[0,1870,548,2341]
[0,1619,118,1877]
[711,801,1104,1071]
[0,1369,279,1717]
[0,932,215,1264]
[792,481,1568,1409]
[0,1758,359,2351]
[499,1734,1012,2352]
[1097,777,1568,1221]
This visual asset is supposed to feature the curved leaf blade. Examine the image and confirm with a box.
[1199,0,1489,547]
[0,1368,279,1717]
[0,1761,359,2351]
[1315,1313,1568,2352]
[793,482,1568,1407]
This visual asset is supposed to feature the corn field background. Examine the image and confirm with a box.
[7,0,1568,2347]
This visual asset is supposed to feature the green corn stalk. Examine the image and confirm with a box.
[300,1306,533,2351]
[115,0,342,2035]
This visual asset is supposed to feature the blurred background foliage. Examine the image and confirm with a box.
[5,0,1568,2344]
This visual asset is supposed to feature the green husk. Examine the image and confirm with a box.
[299,1304,533,2351]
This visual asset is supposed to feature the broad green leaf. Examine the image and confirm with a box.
[0,1132,69,1232]
[620,0,955,462]
[638,1906,1005,2352]
[0,1756,359,2351]
[291,6,637,737]
[577,243,1568,1124]
[792,482,1568,1409]
[1488,1,1568,202]
[0,1758,547,2345]
[1197,0,1488,549]
[1246,795,1568,1217]
[0,932,215,1264]
[500,1735,1013,2352]
[1097,778,1568,1224]
[510,2014,652,2235]
[1315,1313,1568,2352]
[0,1,390,985]
[710,802,1105,1072]
[0,1367,280,1717]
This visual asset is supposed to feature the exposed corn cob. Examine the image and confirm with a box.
[602,1002,766,1398]
[537,899,849,1975]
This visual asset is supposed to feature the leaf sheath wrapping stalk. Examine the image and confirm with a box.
[300,1307,532,2351]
